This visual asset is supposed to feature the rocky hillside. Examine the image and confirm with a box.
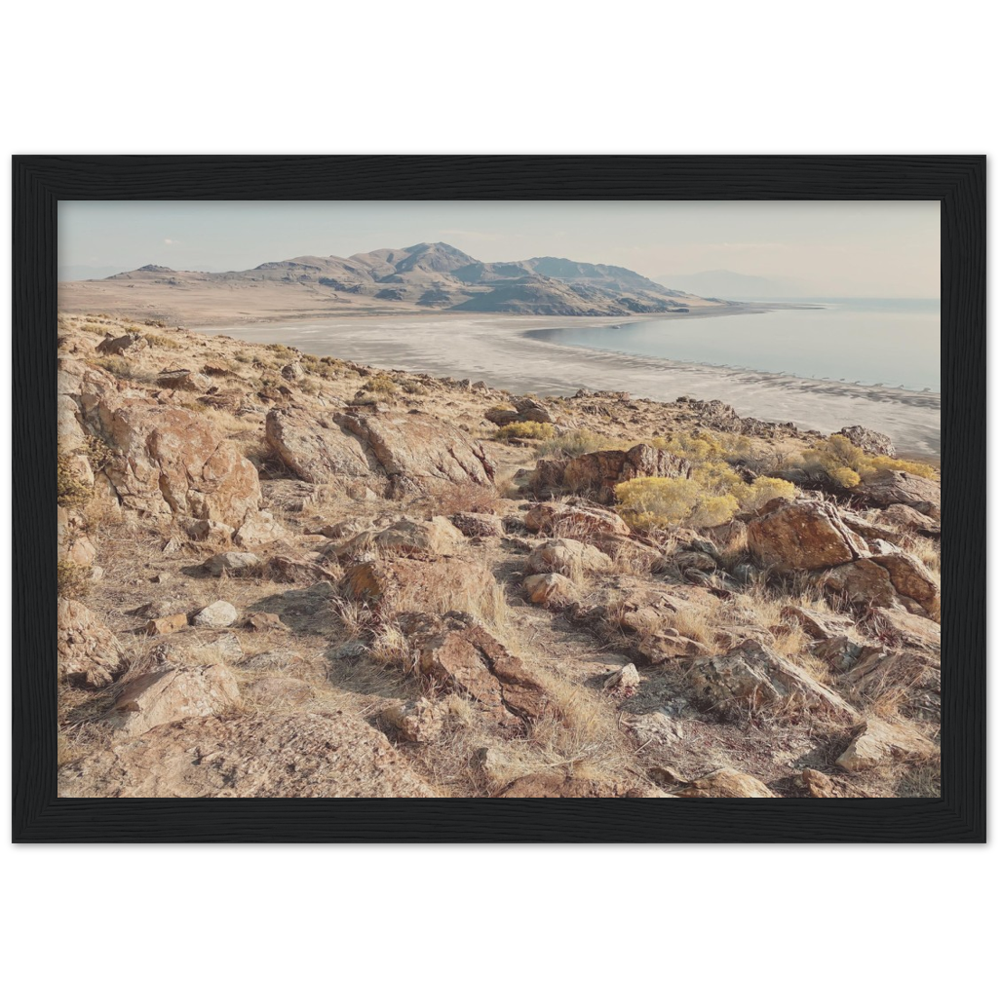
[57,314,942,798]
[58,243,722,323]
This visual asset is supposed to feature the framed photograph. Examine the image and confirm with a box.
[13,155,985,842]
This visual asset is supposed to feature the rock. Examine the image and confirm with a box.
[875,504,940,538]
[675,550,718,576]
[281,362,304,381]
[484,406,521,426]
[686,639,858,720]
[850,469,940,514]
[268,405,496,491]
[156,369,212,392]
[868,606,940,652]
[523,572,577,607]
[541,444,692,503]
[97,331,147,356]
[241,651,305,671]
[57,599,123,688]
[339,557,496,614]
[183,518,235,546]
[796,768,867,798]
[747,499,869,571]
[524,501,630,538]
[603,662,640,696]
[373,516,465,557]
[415,624,550,724]
[245,612,289,632]
[868,543,940,620]
[677,768,774,798]
[202,551,262,577]
[192,600,239,628]
[60,712,438,798]
[233,510,287,547]
[382,698,446,742]
[449,511,504,538]
[108,664,241,738]
[526,537,612,578]
[838,425,896,457]
[819,545,940,621]
[836,718,937,772]
[496,773,661,798]
[512,396,554,423]
[98,401,261,524]
[145,613,188,636]
[316,518,372,540]
[57,506,97,568]
[265,405,373,483]
[246,676,313,708]
[266,556,340,585]
[779,606,855,642]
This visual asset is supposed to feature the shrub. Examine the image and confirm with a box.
[616,477,736,529]
[361,373,397,400]
[535,428,625,458]
[493,421,556,441]
[57,454,93,509]
[144,333,180,350]
[798,434,938,483]
[93,356,131,378]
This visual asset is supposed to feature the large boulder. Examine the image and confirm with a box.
[97,400,261,524]
[524,502,630,539]
[265,406,372,483]
[542,444,693,503]
[108,664,241,738]
[57,599,123,689]
[836,718,937,772]
[747,499,869,572]
[373,517,465,558]
[677,768,774,798]
[526,537,612,578]
[838,425,896,457]
[685,640,858,720]
[339,557,497,615]
[850,469,940,515]
[267,405,495,491]
[523,572,578,607]
[60,711,439,798]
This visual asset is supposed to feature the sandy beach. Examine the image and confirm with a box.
[196,313,941,457]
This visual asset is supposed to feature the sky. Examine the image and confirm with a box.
[58,200,940,297]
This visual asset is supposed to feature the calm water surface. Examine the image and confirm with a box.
[525,298,940,391]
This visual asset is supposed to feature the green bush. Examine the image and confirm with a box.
[57,560,91,599]
[798,434,938,482]
[361,372,397,400]
[57,454,93,509]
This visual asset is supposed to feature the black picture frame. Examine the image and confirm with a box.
[13,155,985,843]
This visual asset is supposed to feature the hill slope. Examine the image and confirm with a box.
[60,242,724,324]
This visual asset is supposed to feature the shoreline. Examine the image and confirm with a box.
[195,312,941,457]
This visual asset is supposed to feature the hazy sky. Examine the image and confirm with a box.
[59,200,940,297]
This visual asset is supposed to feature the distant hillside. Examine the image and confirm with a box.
[654,270,802,300]
[60,242,725,323]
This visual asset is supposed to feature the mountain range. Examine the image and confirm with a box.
[60,242,726,321]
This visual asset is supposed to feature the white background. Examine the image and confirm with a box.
[0,856,997,1000]
[0,0,997,147]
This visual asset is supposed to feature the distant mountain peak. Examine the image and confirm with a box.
[136,264,175,273]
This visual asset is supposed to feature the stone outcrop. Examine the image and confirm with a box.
[108,664,241,738]
[523,572,577,607]
[373,517,465,557]
[202,552,262,577]
[685,640,858,719]
[747,499,869,572]
[382,698,446,743]
[526,538,612,578]
[524,501,630,538]
[836,718,937,772]
[339,557,496,614]
[97,400,261,524]
[850,469,940,515]
[267,405,496,492]
[838,425,896,457]
[57,599,123,688]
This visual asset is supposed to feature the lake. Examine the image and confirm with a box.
[524,298,940,392]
